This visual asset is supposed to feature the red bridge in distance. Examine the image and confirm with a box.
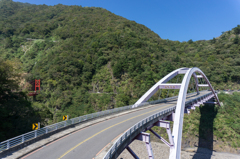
[28,79,40,96]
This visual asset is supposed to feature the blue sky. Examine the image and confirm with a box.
[13,0,240,42]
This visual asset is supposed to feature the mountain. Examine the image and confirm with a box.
[0,0,240,143]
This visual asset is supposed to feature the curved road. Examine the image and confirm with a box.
[21,91,210,159]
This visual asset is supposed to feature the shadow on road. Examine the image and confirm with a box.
[192,99,218,159]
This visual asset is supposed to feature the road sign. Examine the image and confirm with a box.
[63,115,68,121]
[32,123,39,130]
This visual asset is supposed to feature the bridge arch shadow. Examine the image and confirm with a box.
[192,100,218,159]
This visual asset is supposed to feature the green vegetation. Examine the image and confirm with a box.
[149,92,240,150]
[215,92,240,145]
[0,0,240,143]
[182,92,240,149]
[0,59,43,140]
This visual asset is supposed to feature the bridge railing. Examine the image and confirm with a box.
[104,106,176,159]
[103,91,213,159]
[0,91,198,152]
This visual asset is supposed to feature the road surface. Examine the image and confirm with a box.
[22,91,210,159]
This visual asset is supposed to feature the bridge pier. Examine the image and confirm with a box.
[149,120,174,149]
[126,120,175,159]
[136,132,154,159]
[164,112,175,121]
[127,132,154,159]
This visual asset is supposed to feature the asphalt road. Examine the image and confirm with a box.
[22,91,210,159]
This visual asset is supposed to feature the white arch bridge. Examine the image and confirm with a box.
[103,67,220,159]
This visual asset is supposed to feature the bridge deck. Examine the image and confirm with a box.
[22,91,210,159]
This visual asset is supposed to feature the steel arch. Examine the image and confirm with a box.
[133,67,220,159]
[133,67,189,108]
[170,67,220,159]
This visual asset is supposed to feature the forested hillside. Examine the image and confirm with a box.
[0,0,240,141]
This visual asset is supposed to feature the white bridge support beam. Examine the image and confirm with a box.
[133,67,220,159]
[125,132,154,159]
[127,132,154,159]
[198,84,209,87]
[159,84,182,89]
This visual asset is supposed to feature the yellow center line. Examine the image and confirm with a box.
[58,104,173,159]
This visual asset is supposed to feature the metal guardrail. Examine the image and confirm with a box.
[185,92,213,106]
[0,92,198,152]
[103,91,213,159]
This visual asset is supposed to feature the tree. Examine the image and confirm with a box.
[113,62,123,78]
[174,55,181,62]
[4,37,12,48]
[188,39,193,44]
[211,38,216,44]
[96,56,107,69]
[233,25,240,34]
[233,35,239,44]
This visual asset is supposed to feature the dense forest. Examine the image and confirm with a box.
[0,0,240,145]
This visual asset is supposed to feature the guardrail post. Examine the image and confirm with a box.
[34,122,40,138]
[46,127,48,134]
[56,124,58,130]
[22,135,25,143]
[35,130,37,138]
[7,140,10,149]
